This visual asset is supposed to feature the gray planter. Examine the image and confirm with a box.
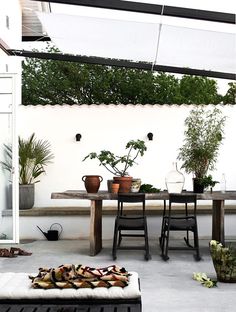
[7,184,35,210]
[107,179,113,193]
[19,184,35,209]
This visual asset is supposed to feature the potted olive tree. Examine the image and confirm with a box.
[178,107,226,193]
[1,133,54,209]
[83,139,147,192]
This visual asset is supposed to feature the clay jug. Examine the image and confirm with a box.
[82,175,103,193]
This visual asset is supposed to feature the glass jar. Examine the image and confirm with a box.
[220,173,226,193]
[165,162,185,193]
[131,178,141,192]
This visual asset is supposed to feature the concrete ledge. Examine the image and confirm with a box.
[2,205,236,217]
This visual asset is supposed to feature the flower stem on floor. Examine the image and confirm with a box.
[193,272,217,288]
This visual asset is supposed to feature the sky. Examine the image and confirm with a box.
[23,0,236,95]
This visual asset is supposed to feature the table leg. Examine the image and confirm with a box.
[212,200,225,245]
[90,200,102,256]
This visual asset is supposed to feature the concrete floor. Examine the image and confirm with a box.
[1,238,236,312]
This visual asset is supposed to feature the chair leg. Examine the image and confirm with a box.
[144,220,151,260]
[159,208,166,245]
[193,227,201,261]
[160,227,165,255]
[159,235,163,251]
[159,219,166,252]
[162,225,170,261]
[184,230,193,248]
[112,220,118,260]
[159,219,165,250]
[117,230,122,247]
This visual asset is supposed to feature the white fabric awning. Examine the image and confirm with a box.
[16,0,236,79]
[36,8,236,75]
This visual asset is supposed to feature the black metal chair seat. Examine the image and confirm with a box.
[112,193,151,261]
[167,216,196,230]
[117,216,146,230]
[159,193,201,261]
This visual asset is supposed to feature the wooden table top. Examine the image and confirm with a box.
[51,190,236,201]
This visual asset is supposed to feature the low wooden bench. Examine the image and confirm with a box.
[0,272,142,312]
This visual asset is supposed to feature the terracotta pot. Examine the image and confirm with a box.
[113,176,132,193]
[111,183,120,194]
[82,175,103,193]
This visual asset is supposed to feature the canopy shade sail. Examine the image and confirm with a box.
[11,0,236,80]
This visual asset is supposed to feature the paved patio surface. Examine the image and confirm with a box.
[0,238,236,312]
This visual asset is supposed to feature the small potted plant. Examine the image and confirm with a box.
[197,175,219,192]
[177,107,226,193]
[83,139,147,192]
[210,240,236,283]
[1,133,54,209]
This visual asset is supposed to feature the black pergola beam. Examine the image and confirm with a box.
[22,36,51,42]
[32,0,236,24]
[8,49,236,80]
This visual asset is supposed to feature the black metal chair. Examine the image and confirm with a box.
[159,193,201,261]
[112,193,151,261]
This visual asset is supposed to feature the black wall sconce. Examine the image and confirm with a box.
[75,133,82,141]
[147,132,153,141]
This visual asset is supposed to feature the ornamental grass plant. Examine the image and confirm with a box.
[178,107,226,188]
[1,133,54,184]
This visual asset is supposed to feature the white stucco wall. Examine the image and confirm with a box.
[0,0,22,74]
[0,214,215,240]
[18,104,236,208]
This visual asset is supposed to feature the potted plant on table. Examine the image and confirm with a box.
[1,133,54,209]
[83,139,147,193]
[177,107,226,193]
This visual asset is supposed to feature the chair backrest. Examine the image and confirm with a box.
[168,193,197,217]
[117,193,146,216]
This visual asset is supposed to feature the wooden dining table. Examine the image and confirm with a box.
[51,190,236,256]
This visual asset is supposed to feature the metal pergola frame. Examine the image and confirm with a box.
[12,0,236,80]
[8,49,236,80]
[22,36,51,42]
[33,0,236,24]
